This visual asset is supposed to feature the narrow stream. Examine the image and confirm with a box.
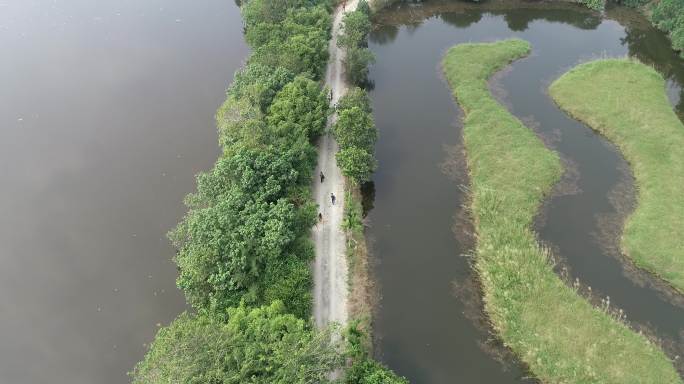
[368,2,684,382]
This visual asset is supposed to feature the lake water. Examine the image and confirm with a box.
[0,1,247,382]
[368,1,684,382]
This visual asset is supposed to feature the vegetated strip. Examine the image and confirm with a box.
[133,0,406,381]
[133,0,346,382]
[334,3,408,382]
[550,58,684,294]
[442,39,681,383]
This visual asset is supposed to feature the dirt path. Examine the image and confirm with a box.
[313,0,360,329]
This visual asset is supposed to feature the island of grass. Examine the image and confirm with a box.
[442,39,680,383]
[550,59,684,294]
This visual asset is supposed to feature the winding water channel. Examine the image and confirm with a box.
[0,1,247,383]
[368,2,684,382]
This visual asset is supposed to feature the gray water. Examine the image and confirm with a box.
[0,1,247,383]
[368,2,684,382]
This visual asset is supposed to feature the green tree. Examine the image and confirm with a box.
[132,302,342,384]
[333,106,377,151]
[229,64,295,113]
[241,0,311,30]
[216,96,266,148]
[267,76,330,140]
[170,144,318,316]
[651,0,684,55]
[171,196,303,311]
[245,6,331,48]
[336,146,376,183]
[337,87,372,114]
[344,47,375,85]
[338,9,372,49]
[185,145,314,209]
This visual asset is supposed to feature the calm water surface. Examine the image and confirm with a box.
[0,1,247,383]
[368,2,684,382]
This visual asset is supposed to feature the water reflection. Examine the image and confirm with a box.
[369,2,684,382]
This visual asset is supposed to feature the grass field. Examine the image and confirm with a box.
[442,39,680,383]
[550,59,684,294]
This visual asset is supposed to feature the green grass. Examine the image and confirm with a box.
[550,59,684,294]
[442,39,681,383]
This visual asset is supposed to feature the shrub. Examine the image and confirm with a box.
[346,360,409,384]
[651,0,684,31]
[333,89,377,184]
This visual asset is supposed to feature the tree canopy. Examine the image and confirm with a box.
[332,88,378,184]
[229,64,295,113]
[337,1,375,85]
[170,144,317,317]
[267,76,330,141]
[132,302,342,384]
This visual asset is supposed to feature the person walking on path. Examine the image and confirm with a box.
[320,171,325,183]
[330,193,336,205]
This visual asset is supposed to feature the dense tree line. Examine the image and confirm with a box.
[133,0,405,382]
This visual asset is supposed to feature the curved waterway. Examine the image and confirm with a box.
[368,2,684,382]
[0,1,247,383]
